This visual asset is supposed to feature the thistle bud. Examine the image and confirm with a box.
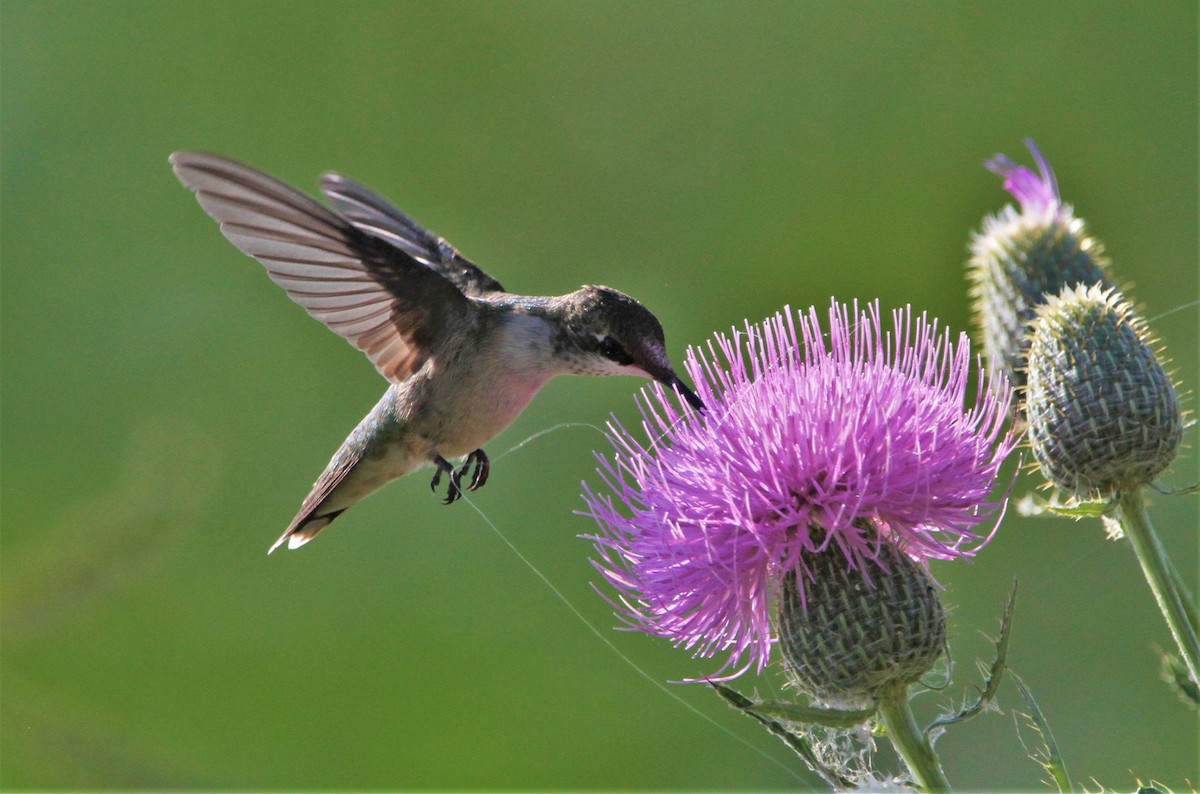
[1025,284,1182,500]
[777,538,946,708]
[968,140,1110,386]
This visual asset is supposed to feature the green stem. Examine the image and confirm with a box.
[1117,489,1200,686]
[877,683,950,792]
[1166,553,1200,637]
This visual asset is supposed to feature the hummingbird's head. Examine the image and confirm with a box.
[555,285,704,411]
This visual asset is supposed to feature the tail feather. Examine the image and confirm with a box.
[268,509,347,554]
[262,390,414,554]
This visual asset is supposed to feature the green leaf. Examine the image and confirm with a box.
[1015,492,1111,519]
[924,580,1017,743]
[710,682,854,789]
[1159,650,1200,707]
[1010,672,1073,793]
[747,700,875,729]
[1149,481,1200,496]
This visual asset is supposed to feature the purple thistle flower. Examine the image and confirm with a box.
[984,138,1060,216]
[582,300,1018,679]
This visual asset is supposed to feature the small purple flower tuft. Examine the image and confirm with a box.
[985,138,1060,216]
[582,300,1018,679]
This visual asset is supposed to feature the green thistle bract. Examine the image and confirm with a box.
[1025,284,1182,500]
[777,538,946,708]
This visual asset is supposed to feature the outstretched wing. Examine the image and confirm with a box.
[320,173,505,297]
[171,151,478,384]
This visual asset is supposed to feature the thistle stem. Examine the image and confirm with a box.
[1166,553,1200,637]
[877,684,950,793]
[1117,489,1200,686]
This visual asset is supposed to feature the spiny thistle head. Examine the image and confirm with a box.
[777,535,946,708]
[582,300,1017,678]
[1025,284,1182,500]
[968,139,1111,387]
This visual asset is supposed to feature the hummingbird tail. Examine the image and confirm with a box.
[267,509,346,554]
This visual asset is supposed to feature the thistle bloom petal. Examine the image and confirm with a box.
[984,138,1060,216]
[582,300,1018,678]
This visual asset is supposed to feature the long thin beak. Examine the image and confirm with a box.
[662,374,705,412]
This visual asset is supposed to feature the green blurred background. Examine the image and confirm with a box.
[2,1,1196,789]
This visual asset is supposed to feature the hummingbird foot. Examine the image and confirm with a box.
[431,455,464,504]
[458,449,490,492]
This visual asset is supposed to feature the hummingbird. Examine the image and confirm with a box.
[170,152,703,553]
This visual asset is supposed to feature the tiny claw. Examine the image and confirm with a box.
[454,450,489,493]
[466,449,490,491]
[442,474,463,505]
[432,456,463,504]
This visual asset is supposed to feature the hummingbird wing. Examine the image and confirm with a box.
[320,173,505,297]
[171,151,479,384]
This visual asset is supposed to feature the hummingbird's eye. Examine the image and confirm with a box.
[598,336,635,366]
